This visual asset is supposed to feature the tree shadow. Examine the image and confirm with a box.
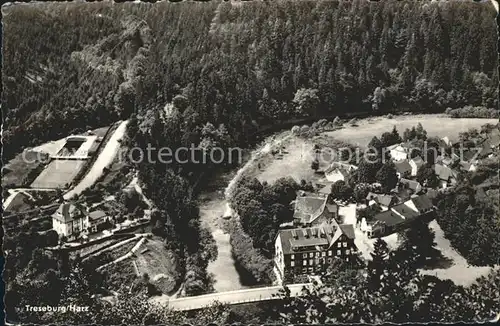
[420,247,454,270]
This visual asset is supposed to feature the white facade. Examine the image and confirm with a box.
[387,144,408,161]
[325,169,346,183]
[52,212,86,238]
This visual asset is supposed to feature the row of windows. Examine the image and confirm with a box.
[291,256,351,267]
[290,246,351,260]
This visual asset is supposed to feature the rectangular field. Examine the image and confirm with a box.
[30,159,87,189]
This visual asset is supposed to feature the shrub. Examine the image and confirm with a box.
[447,106,499,118]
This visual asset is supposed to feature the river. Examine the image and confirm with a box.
[199,131,291,292]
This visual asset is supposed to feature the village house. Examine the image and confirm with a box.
[398,178,423,194]
[394,160,412,179]
[366,192,398,210]
[385,143,410,161]
[317,182,334,197]
[275,222,357,281]
[437,155,456,168]
[293,194,339,227]
[52,203,87,238]
[324,162,357,183]
[52,203,110,238]
[87,210,109,233]
[434,164,457,188]
[362,194,435,238]
[478,139,493,158]
[403,194,435,216]
[409,156,424,176]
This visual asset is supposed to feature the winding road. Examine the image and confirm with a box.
[64,120,129,200]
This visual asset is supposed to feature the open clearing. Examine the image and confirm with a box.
[256,136,324,185]
[30,159,86,189]
[323,115,498,148]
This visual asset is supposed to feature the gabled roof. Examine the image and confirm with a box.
[325,167,350,179]
[434,164,455,181]
[377,194,398,207]
[293,195,337,224]
[339,224,355,240]
[394,160,412,174]
[329,162,358,171]
[386,143,408,153]
[391,203,419,220]
[88,210,107,221]
[478,141,493,157]
[318,184,332,195]
[374,210,405,227]
[410,194,434,213]
[277,222,355,255]
[410,156,424,168]
[53,203,84,223]
[278,225,336,254]
[399,178,421,192]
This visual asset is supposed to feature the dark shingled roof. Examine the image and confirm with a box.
[410,194,434,213]
[339,224,355,239]
[88,210,107,221]
[399,178,421,192]
[374,210,405,227]
[278,223,356,255]
[377,195,398,207]
[278,225,337,255]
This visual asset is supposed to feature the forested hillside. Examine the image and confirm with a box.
[2,0,498,160]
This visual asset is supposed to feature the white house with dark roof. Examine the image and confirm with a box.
[52,203,87,238]
[274,222,357,281]
[52,203,110,238]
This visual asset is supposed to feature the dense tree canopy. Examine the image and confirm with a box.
[3,0,498,160]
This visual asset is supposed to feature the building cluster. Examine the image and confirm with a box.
[274,192,357,281]
[52,202,110,239]
[274,129,500,282]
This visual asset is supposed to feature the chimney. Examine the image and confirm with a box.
[291,230,298,239]
[302,229,309,238]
